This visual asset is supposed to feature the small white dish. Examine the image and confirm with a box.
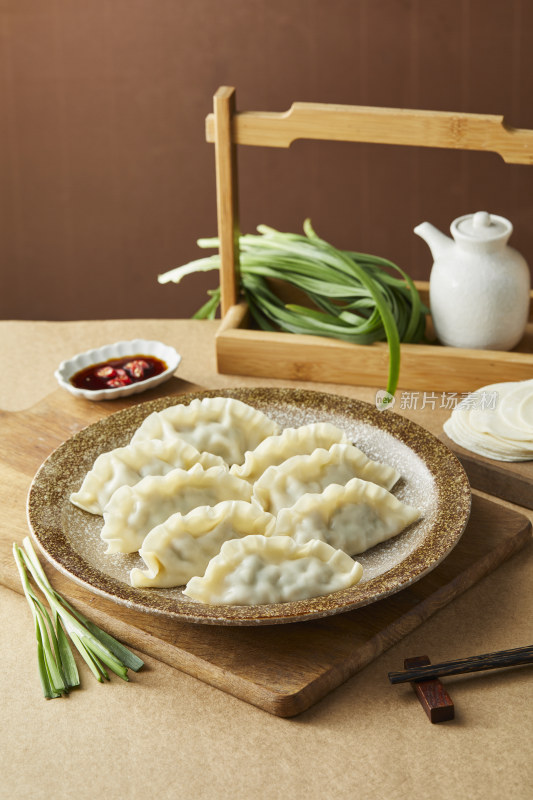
[55,339,182,401]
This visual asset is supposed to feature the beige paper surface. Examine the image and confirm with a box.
[1,320,532,800]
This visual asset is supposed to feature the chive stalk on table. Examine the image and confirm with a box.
[158,220,428,397]
[13,537,143,699]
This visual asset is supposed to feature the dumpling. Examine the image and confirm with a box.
[274,477,420,555]
[70,438,226,515]
[100,464,252,554]
[253,443,400,514]
[130,501,275,588]
[131,396,281,465]
[230,422,349,483]
[183,535,363,605]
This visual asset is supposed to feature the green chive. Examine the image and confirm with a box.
[158,220,428,397]
[13,538,144,698]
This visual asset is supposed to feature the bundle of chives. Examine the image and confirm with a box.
[14,538,143,698]
[159,220,427,397]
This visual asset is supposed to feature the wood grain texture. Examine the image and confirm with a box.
[213,86,240,316]
[403,656,455,724]
[394,645,533,684]
[442,433,533,511]
[209,86,533,391]
[206,102,533,164]
[4,5,533,323]
[0,391,531,716]
[216,301,533,392]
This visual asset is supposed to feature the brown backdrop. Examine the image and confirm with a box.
[1,0,532,321]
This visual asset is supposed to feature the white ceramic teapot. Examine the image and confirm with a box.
[414,211,530,350]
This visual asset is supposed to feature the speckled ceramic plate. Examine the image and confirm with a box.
[27,388,471,626]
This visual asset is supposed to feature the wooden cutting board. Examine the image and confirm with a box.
[0,383,531,717]
[442,433,533,511]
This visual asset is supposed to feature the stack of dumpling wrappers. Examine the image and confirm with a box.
[444,378,533,462]
[70,397,421,606]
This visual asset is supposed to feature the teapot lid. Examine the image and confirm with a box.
[452,211,512,242]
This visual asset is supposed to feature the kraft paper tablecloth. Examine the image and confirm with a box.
[1,319,531,800]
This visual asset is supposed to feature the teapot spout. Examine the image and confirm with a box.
[414,222,453,260]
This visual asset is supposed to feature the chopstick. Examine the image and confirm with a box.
[388,644,533,684]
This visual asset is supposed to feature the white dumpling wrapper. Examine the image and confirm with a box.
[183,535,363,605]
[274,477,420,555]
[444,379,533,462]
[131,396,281,465]
[70,438,226,515]
[130,501,275,588]
[467,380,533,442]
[507,382,533,432]
[253,443,400,514]
[100,463,252,554]
[230,422,349,483]
[445,406,532,460]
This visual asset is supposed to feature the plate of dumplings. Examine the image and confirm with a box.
[27,388,471,625]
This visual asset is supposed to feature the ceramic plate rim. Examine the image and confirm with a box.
[27,387,471,626]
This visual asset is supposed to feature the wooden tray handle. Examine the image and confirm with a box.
[207,87,533,315]
[207,93,533,165]
[213,87,240,314]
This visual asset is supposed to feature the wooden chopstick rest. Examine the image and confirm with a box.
[402,656,455,723]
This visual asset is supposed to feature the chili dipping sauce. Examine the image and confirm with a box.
[70,355,167,391]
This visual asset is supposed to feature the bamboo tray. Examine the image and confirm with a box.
[208,87,533,393]
[216,283,533,393]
